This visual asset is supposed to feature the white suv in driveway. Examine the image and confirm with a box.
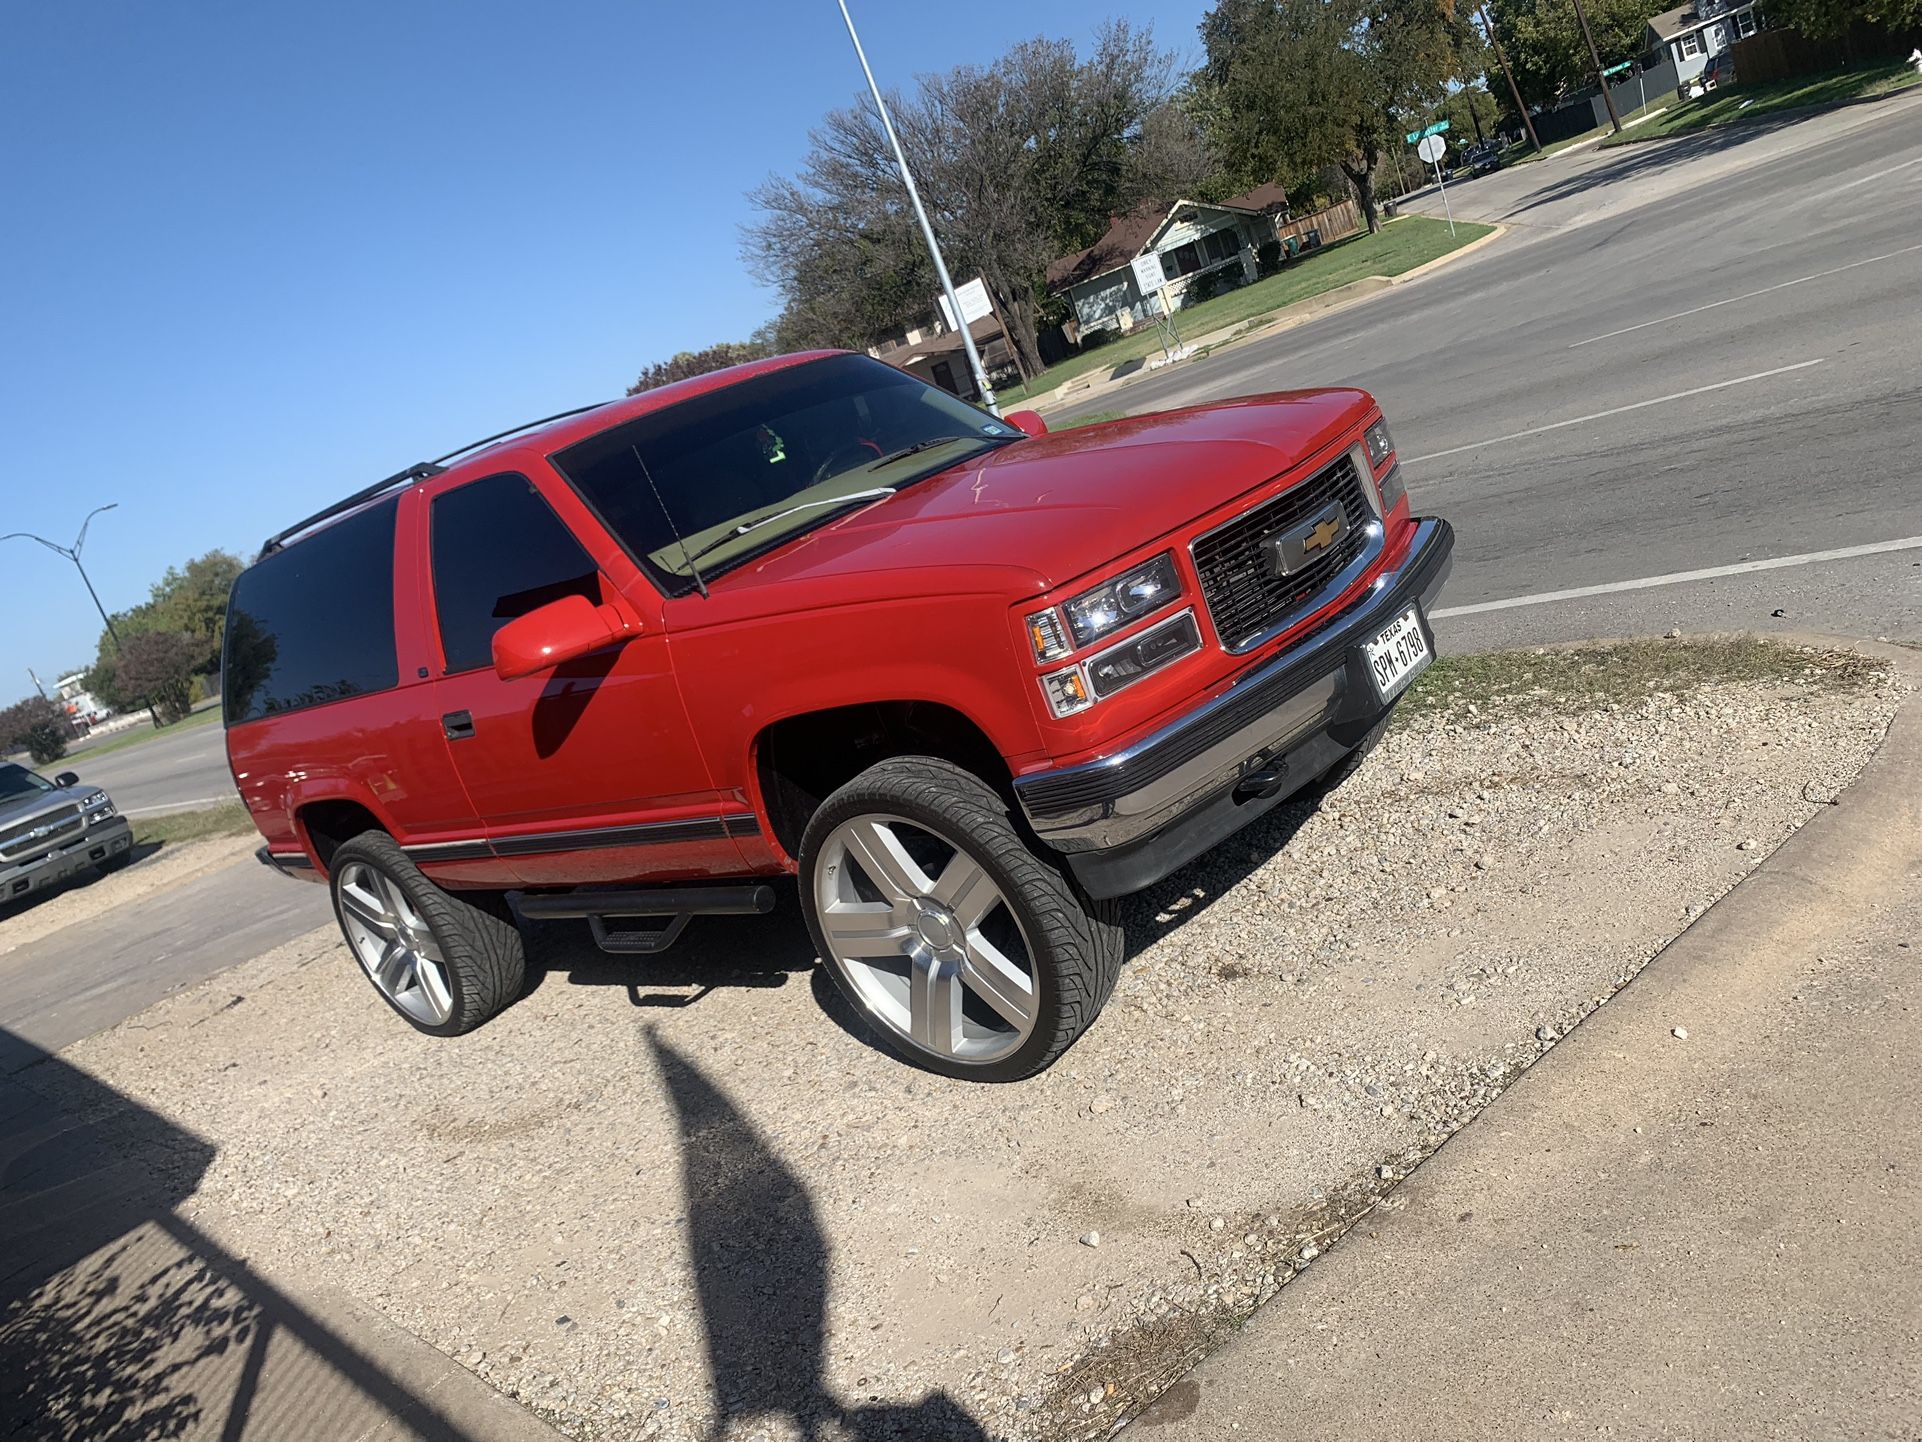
[0,761,133,906]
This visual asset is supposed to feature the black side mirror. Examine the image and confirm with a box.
[53,771,80,788]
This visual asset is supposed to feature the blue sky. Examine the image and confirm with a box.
[1,0,1209,699]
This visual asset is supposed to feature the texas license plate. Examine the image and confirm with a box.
[1363,606,1431,701]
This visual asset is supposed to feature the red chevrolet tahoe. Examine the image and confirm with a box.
[229,350,1451,1080]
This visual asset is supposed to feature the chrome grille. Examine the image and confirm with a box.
[1191,453,1375,651]
[0,803,84,861]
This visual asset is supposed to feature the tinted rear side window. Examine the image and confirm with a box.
[224,498,400,725]
[429,472,601,674]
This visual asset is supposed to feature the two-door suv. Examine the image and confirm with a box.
[230,351,1451,1080]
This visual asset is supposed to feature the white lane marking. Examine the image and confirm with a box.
[1814,154,1922,198]
[1430,536,1922,619]
[1401,360,1827,466]
[121,797,236,818]
[1569,242,1922,348]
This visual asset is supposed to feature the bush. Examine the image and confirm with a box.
[1256,240,1284,276]
[0,694,69,764]
[113,630,205,725]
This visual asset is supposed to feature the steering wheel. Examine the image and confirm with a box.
[809,438,884,489]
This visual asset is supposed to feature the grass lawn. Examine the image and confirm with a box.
[132,800,255,847]
[1003,216,1492,406]
[68,700,222,762]
[1600,59,1922,146]
[1500,94,1671,164]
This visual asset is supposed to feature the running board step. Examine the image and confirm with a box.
[515,884,777,921]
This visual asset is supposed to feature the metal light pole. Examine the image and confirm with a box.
[837,0,1000,415]
[1478,3,1542,153]
[3,504,161,727]
[1569,0,1624,133]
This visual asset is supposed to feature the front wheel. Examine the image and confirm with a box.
[798,757,1124,1082]
[328,831,525,1037]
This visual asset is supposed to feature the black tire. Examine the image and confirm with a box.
[798,756,1124,1082]
[327,831,525,1037]
[97,851,134,874]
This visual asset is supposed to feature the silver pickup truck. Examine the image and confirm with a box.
[0,760,134,907]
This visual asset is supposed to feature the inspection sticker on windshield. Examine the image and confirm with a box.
[1363,606,1430,701]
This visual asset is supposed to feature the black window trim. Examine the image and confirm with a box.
[426,468,604,678]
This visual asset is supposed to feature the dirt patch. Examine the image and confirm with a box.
[0,832,258,957]
[43,641,1903,1441]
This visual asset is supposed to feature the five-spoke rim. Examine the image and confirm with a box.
[336,861,454,1026]
[814,814,1037,1063]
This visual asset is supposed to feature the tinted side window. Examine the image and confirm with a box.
[224,498,400,725]
[430,472,601,674]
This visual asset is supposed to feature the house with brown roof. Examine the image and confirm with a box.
[1047,184,1293,341]
[1646,0,1762,86]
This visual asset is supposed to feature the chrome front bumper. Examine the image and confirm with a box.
[1014,517,1454,896]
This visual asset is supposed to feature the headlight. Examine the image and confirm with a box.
[83,791,116,822]
[1364,419,1394,469]
[1062,552,1181,648]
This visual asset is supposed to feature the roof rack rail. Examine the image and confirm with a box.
[258,399,613,556]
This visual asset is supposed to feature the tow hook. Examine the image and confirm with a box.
[1236,757,1289,801]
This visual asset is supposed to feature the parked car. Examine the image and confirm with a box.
[1680,51,1735,101]
[231,351,1453,1079]
[1460,143,1503,177]
[0,761,133,906]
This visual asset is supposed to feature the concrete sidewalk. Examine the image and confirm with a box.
[1129,649,1921,1440]
[0,1028,568,1442]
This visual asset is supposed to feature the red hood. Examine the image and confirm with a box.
[708,389,1373,607]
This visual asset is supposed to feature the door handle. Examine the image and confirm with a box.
[442,710,475,741]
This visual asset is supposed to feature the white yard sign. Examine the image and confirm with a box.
[937,276,995,331]
[1129,250,1167,295]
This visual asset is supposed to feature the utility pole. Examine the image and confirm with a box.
[1478,3,1542,152]
[837,0,1000,415]
[3,504,161,727]
[1569,0,1624,133]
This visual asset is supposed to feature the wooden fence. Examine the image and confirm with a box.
[1275,198,1363,248]
[1734,23,1922,84]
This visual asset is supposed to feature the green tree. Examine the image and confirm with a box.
[1487,0,1667,106]
[80,547,242,710]
[0,694,70,765]
[1198,0,1483,234]
[745,23,1209,370]
[627,341,774,396]
[1764,0,1922,36]
[110,631,203,726]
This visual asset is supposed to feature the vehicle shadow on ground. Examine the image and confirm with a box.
[1119,787,1327,954]
[648,1031,996,1440]
[515,885,817,1008]
[0,841,166,925]
[0,1027,493,1441]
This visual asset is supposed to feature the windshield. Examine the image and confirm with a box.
[552,353,1023,592]
[0,763,55,802]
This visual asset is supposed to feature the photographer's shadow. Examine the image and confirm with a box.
[648,1033,994,1440]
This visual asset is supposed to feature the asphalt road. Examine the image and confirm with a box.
[63,715,238,817]
[7,95,1920,1057]
[1058,90,1922,654]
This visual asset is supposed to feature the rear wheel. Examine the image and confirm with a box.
[328,831,524,1036]
[798,757,1123,1082]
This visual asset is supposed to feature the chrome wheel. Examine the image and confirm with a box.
[814,813,1038,1064]
[336,860,454,1026]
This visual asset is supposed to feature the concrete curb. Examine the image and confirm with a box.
[1125,636,1922,1438]
[1035,224,1509,418]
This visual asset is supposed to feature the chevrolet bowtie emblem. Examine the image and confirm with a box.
[1301,516,1343,554]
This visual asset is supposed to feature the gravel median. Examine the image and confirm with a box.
[37,639,1902,1442]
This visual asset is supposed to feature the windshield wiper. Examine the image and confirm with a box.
[864,436,986,471]
[679,487,898,570]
